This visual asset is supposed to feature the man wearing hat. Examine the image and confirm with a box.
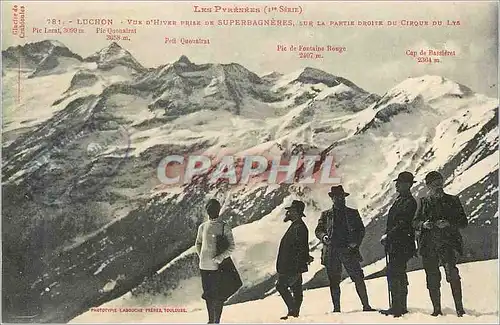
[315,186,375,313]
[379,172,418,317]
[276,200,313,320]
[412,171,468,317]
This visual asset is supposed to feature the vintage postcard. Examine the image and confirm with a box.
[2,0,498,323]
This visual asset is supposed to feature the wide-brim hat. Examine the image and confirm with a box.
[285,200,306,217]
[393,171,416,183]
[328,185,350,197]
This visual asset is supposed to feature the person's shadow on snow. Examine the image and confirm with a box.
[405,307,498,317]
[341,307,497,317]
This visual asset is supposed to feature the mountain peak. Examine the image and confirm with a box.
[384,75,475,103]
[273,67,365,93]
[2,40,82,71]
[175,55,192,65]
[97,41,126,58]
[83,42,144,71]
[262,71,283,78]
[295,67,340,86]
[43,39,67,48]
[3,39,68,54]
[108,41,122,49]
[261,71,284,83]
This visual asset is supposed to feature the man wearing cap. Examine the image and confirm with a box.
[412,171,468,317]
[379,172,417,317]
[276,200,313,320]
[315,186,375,313]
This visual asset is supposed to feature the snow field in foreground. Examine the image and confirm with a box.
[70,259,498,323]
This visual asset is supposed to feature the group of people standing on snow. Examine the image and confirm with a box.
[194,170,468,323]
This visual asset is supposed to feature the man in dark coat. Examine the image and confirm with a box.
[379,172,417,317]
[276,200,312,320]
[412,171,468,317]
[315,186,375,313]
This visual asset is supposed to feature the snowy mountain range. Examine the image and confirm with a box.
[2,40,498,323]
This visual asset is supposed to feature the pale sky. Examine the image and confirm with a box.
[2,1,498,97]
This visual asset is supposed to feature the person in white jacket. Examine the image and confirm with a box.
[195,199,235,323]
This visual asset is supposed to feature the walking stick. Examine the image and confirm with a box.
[385,248,392,309]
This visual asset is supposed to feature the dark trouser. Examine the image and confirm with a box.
[276,273,303,316]
[325,248,371,311]
[422,246,464,314]
[386,253,410,314]
[201,270,224,323]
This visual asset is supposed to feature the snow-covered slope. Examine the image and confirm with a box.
[2,40,498,323]
[70,259,499,323]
